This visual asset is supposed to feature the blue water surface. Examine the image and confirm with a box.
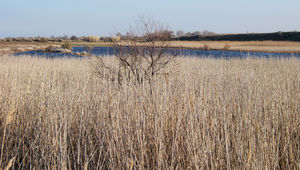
[14,46,300,59]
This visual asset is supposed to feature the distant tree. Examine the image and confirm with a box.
[61,35,69,40]
[176,30,185,37]
[185,32,193,36]
[80,36,88,41]
[159,30,174,40]
[202,30,216,36]
[116,32,122,37]
[5,37,13,42]
[192,31,202,36]
[126,32,133,37]
[40,37,48,42]
[122,32,135,40]
[115,33,123,40]
[142,29,174,42]
[70,35,79,41]
[166,30,175,39]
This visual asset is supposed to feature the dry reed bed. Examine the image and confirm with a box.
[0,55,299,169]
[0,42,57,55]
[170,41,300,53]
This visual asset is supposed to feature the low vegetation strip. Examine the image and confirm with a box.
[0,56,299,169]
[177,31,300,42]
[169,41,300,53]
[0,42,60,55]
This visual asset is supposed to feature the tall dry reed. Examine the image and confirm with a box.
[0,55,299,169]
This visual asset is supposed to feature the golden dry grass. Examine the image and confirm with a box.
[0,42,60,55]
[0,55,299,169]
[170,41,300,53]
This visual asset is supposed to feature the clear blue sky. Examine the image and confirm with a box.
[1,0,300,37]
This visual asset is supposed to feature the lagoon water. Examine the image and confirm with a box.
[15,46,300,58]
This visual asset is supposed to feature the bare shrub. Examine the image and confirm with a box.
[95,17,176,87]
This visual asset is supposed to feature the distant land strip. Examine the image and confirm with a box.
[175,31,300,42]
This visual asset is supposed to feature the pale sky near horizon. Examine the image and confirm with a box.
[1,0,299,38]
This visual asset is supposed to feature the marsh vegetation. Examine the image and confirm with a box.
[0,55,299,169]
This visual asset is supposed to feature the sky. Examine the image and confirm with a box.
[1,0,300,38]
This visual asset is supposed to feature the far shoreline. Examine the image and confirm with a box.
[1,40,300,55]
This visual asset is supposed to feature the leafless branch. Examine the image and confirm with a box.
[94,17,176,87]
